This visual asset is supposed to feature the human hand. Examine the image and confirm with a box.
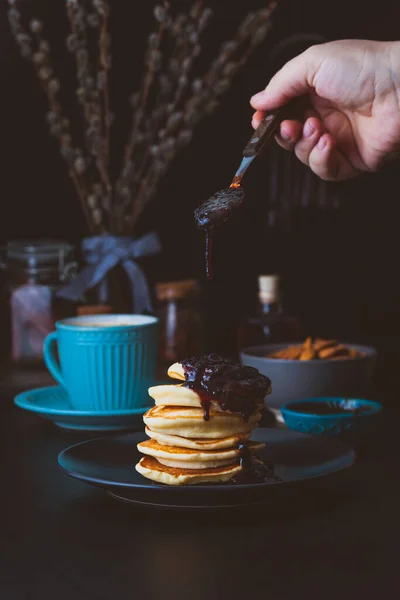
[250,40,400,180]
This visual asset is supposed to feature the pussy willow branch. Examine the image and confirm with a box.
[66,0,111,226]
[93,0,112,215]
[66,1,93,151]
[98,5,111,203]
[121,2,280,231]
[9,0,282,237]
[122,2,208,224]
[120,2,169,184]
[8,5,102,233]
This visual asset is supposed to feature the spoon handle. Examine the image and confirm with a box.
[243,99,302,158]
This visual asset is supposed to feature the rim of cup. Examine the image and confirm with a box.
[55,314,158,330]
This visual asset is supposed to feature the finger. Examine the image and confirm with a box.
[294,117,326,165]
[274,119,303,150]
[251,110,265,129]
[308,133,358,181]
[252,101,315,130]
[250,45,323,111]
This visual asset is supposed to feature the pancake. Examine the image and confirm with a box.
[167,362,185,381]
[143,405,262,438]
[137,438,265,469]
[148,384,225,412]
[135,455,242,485]
[144,426,251,450]
[155,456,234,469]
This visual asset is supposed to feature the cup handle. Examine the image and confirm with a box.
[43,331,66,388]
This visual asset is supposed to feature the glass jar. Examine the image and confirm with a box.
[0,239,77,366]
[155,279,205,370]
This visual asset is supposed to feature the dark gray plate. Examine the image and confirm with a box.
[58,428,355,508]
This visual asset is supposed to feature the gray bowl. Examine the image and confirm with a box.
[240,343,377,409]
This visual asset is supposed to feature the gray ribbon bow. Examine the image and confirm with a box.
[57,233,161,313]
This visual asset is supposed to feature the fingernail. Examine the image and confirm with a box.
[318,135,327,150]
[303,121,315,138]
[250,92,263,103]
[280,130,291,141]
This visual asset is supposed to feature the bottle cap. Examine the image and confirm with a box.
[155,279,199,301]
[258,274,280,303]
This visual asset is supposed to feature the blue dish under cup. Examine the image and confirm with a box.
[43,314,158,412]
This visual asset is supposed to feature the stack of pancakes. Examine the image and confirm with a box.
[135,362,269,485]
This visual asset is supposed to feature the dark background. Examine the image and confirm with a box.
[1,6,400,597]
[1,0,400,365]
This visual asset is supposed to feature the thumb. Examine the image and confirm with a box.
[250,46,322,111]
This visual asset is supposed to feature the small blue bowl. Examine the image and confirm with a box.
[281,397,382,436]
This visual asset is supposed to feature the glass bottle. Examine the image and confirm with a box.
[0,239,77,366]
[155,279,205,371]
[237,274,304,351]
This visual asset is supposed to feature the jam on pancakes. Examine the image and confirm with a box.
[179,354,278,483]
[180,353,271,422]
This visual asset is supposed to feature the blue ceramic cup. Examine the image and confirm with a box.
[43,314,158,411]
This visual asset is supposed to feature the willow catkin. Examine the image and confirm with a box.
[9,0,281,235]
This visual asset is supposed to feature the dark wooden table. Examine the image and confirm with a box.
[1,367,399,600]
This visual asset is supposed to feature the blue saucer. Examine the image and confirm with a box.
[14,386,151,432]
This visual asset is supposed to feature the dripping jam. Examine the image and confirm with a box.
[194,186,245,279]
[229,442,282,484]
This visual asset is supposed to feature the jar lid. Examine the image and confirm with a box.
[155,279,199,301]
[5,239,74,275]
[7,239,73,261]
